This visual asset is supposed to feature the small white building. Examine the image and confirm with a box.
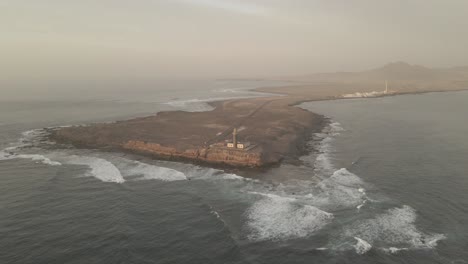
[226,128,251,150]
[236,142,250,149]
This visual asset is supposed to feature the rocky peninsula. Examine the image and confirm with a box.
[51,96,325,167]
[50,62,468,168]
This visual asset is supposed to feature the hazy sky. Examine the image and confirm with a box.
[2,0,468,83]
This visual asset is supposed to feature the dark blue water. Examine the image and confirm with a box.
[1,87,467,263]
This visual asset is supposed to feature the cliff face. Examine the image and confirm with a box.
[123,140,266,167]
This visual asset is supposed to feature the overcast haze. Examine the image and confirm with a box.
[2,0,468,96]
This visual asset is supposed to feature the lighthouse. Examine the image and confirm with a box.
[232,128,238,148]
[226,127,251,149]
[226,128,239,148]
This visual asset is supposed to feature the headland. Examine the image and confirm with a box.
[49,62,468,168]
[51,96,324,168]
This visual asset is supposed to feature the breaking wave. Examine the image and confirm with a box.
[0,150,13,161]
[0,150,61,166]
[122,161,187,181]
[220,173,245,180]
[312,168,368,209]
[183,167,247,181]
[354,237,372,254]
[3,128,47,152]
[165,94,268,112]
[65,156,125,183]
[313,122,343,176]
[16,154,62,166]
[246,192,333,241]
[165,99,215,112]
[63,156,188,183]
[343,205,446,252]
[241,121,369,241]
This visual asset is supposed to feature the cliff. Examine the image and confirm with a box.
[123,140,265,167]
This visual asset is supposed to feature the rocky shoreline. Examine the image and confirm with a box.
[48,63,468,169]
[49,95,326,169]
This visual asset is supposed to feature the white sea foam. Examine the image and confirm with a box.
[124,161,187,181]
[246,192,333,241]
[344,205,445,249]
[329,122,344,134]
[165,95,267,112]
[307,168,368,209]
[0,150,61,166]
[0,150,14,160]
[315,153,335,176]
[3,128,49,152]
[221,173,245,180]
[315,247,328,251]
[382,247,409,254]
[165,99,215,112]
[354,237,372,254]
[16,154,62,166]
[66,156,125,183]
[211,210,221,219]
[356,200,367,210]
[184,167,248,181]
[21,128,48,144]
[313,122,343,176]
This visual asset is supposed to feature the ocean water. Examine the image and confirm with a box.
[1,83,467,264]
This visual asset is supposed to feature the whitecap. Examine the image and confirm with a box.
[165,95,267,112]
[246,192,333,241]
[382,247,409,254]
[329,122,344,134]
[315,247,328,251]
[356,200,367,210]
[183,167,248,182]
[314,153,335,176]
[16,154,62,166]
[308,168,367,209]
[354,237,372,254]
[124,161,187,182]
[65,156,125,183]
[0,150,14,161]
[20,128,48,144]
[221,173,245,180]
[344,205,445,249]
[165,99,214,112]
[312,121,345,175]
[211,210,221,219]
[0,150,61,166]
[3,128,49,152]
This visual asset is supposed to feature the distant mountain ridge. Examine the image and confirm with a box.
[298,62,468,82]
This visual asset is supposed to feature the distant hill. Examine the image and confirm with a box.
[297,62,468,83]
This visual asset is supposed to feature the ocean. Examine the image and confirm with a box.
[1,82,467,264]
